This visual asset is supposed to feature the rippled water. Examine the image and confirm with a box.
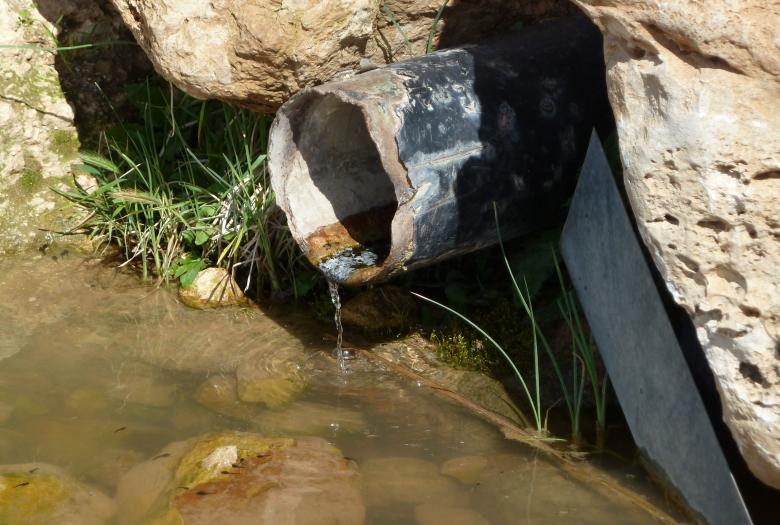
[0,250,682,524]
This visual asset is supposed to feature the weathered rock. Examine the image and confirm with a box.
[0,1,87,254]
[414,504,490,525]
[235,345,308,408]
[362,457,465,507]
[440,455,488,485]
[178,267,248,309]
[573,0,780,488]
[108,0,574,112]
[194,374,260,422]
[115,432,365,525]
[341,286,417,331]
[0,463,115,525]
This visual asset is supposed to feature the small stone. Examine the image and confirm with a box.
[178,268,248,309]
[235,346,308,408]
[341,286,417,331]
[362,457,465,507]
[441,455,488,485]
[414,504,490,525]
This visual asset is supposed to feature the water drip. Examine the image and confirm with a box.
[328,280,354,372]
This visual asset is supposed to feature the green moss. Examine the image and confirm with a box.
[49,129,80,160]
[18,156,43,193]
[0,473,71,522]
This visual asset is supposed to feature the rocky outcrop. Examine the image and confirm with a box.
[0,1,86,254]
[108,0,573,112]
[573,0,780,488]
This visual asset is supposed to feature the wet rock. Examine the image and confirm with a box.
[108,361,178,408]
[0,400,12,424]
[194,374,259,423]
[472,454,648,524]
[362,457,465,507]
[235,345,308,409]
[178,268,248,309]
[414,504,490,525]
[341,286,417,331]
[573,0,780,487]
[255,401,369,437]
[441,455,489,485]
[84,448,145,489]
[0,463,115,524]
[116,432,364,525]
[64,387,109,415]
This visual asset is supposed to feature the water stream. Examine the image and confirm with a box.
[0,252,683,524]
[328,279,349,373]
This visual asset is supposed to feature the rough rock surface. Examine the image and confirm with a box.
[108,0,574,112]
[115,432,364,525]
[0,1,86,254]
[573,0,780,487]
[341,286,418,331]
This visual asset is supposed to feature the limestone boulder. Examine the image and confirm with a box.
[572,0,780,487]
[108,0,574,112]
[178,267,249,309]
[0,1,87,254]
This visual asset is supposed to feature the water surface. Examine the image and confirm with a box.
[0,251,680,524]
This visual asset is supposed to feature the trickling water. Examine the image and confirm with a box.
[328,279,351,372]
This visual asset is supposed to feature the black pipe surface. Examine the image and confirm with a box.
[269,16,609,285]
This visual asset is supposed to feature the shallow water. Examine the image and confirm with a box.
[0,251,680,524]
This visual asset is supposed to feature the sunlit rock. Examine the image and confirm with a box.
[236,345,308,409]
[573,0,780,488]
[0,463,115,525]
[178,267,248,309]
[362,457,465,507]
[115,432,364,525]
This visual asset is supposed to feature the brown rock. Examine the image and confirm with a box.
[235,345,308,409]
[362,457,465,507]
[115,432,365,525]
[573,0,780,488]
[341,286,417,331]
[109,0,574,112]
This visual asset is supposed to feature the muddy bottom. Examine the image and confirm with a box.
[0,251,680,524]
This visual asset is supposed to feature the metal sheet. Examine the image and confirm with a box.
[560,133,752,525]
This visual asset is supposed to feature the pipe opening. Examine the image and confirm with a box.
[287,95,398,281]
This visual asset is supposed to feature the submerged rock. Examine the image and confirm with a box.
[194,374,259,423]
[0,463,115,525]
[235,345,308,409]
[255,401,369,437]
[414,504,490,525]
[178,267,248,309]
[115,432,364,525]
[340,286,417,331]
[362,457,464,508]
[440,455,489,485]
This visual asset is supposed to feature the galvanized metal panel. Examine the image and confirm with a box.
[560,133,752,525]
